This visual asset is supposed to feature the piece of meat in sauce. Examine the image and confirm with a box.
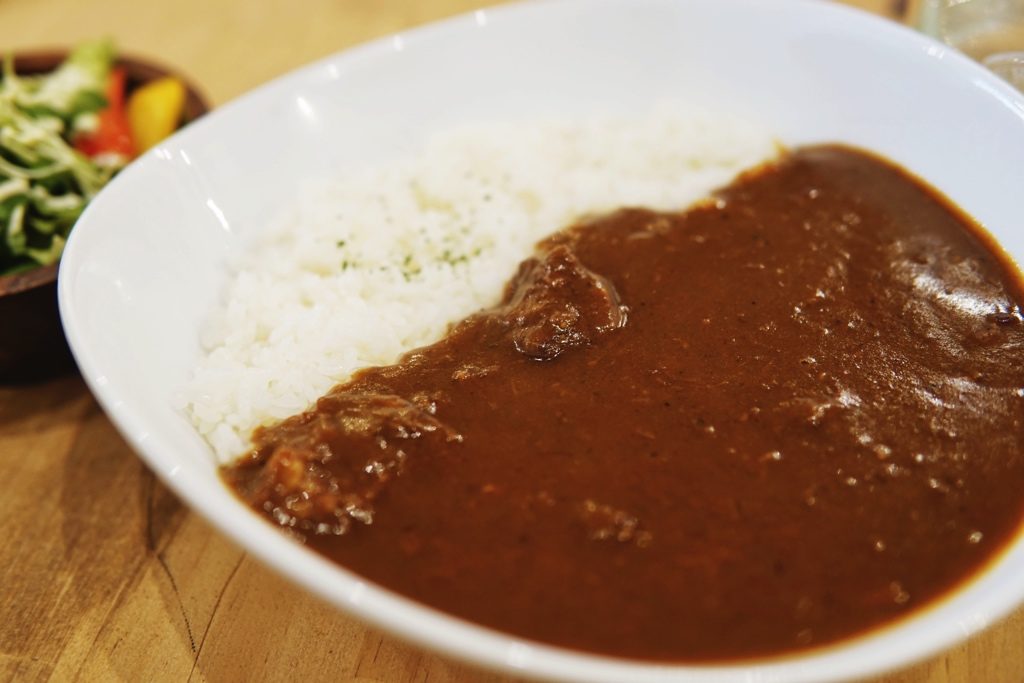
[497,243,627,360]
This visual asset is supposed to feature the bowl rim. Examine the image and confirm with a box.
[57,0,1024,681]
[0,261,58,296]
[10,48,211,109]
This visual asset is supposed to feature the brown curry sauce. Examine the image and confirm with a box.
[223,146,1024,661]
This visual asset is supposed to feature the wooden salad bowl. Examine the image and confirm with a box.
[0,51,210,382]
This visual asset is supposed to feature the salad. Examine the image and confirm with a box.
[0,39,187,276]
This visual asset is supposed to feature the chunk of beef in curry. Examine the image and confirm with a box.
[224,145,1024,662]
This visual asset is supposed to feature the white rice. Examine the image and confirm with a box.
[182,106,777,463]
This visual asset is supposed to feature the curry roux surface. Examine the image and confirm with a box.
[224,146,1024,661]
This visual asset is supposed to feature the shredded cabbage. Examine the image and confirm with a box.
[0,39,119,275]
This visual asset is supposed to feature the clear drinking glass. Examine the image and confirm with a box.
[918,0,1024,90]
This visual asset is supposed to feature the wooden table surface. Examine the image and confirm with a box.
[2,0,1023,681]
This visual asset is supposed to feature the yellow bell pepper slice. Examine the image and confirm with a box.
[127,77,186,153]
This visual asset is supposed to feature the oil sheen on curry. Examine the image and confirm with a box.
[223,146,1024,661]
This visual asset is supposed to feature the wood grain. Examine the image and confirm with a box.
[1,1,1022,681]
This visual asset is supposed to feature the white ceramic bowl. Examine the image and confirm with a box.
[59,0,1024,680]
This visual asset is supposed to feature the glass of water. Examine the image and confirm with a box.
[918,0,1024,90]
